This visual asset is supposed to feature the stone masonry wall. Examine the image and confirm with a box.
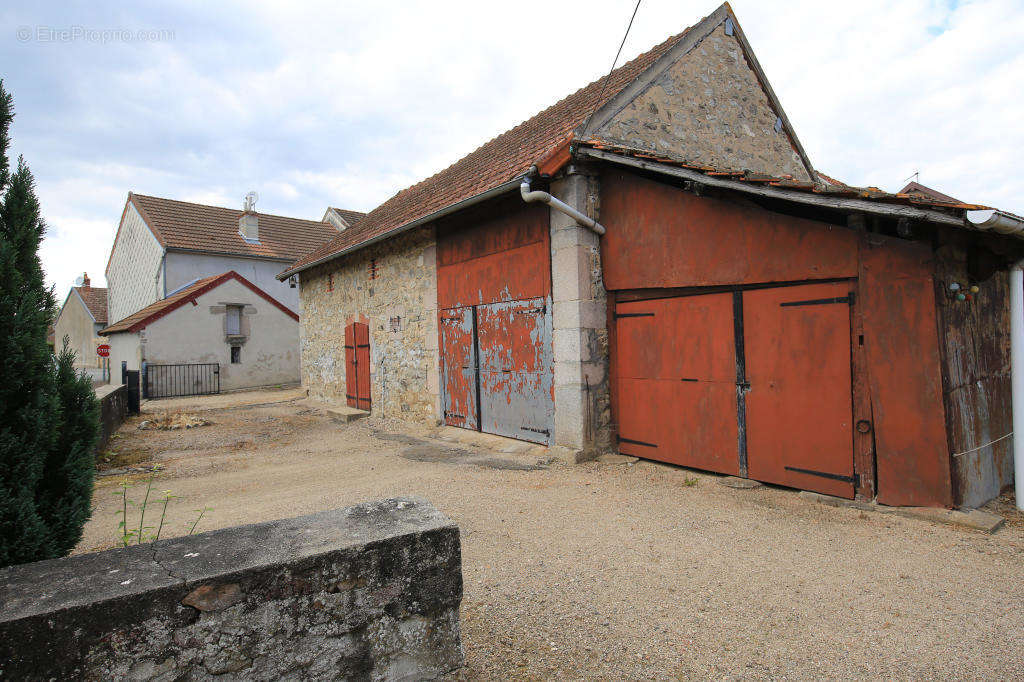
[299,228,439,422]
[0,498,463,681]
[592,23,811,182]
[550,169,614,458]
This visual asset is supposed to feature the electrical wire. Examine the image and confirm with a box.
[951,432,1013,458]
[582,0,644,135]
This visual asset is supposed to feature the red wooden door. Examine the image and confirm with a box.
[743,283,855,498]
[439,307,478,429]
[614,294,740,474]
[344,322,371,411]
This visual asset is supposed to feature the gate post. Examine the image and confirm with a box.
[549,168,612,459]
[141,362,149,400]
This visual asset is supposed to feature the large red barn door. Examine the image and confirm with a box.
[614,294,740,474]
[743,283,855,498]
[439,307,479,430]
[344,321,371,411]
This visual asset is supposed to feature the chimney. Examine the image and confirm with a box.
[81,272,90,287]
[238,191,259,242]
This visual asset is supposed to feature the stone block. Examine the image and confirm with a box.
[551,246,591,302]
[553,328,582,364]
[0,498,464,680]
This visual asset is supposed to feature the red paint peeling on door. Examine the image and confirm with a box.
[860,235,952,507]
[614,294,740,474]
[344,321,371,411]
[744,282,855,498]
[439,307,478,429]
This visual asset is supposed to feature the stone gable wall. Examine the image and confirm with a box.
[592,23,811,182]
[299,228,439,422]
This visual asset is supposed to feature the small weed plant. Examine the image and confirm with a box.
[115,467,210,546]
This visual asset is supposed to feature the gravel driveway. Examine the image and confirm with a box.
[81,396,1024,680]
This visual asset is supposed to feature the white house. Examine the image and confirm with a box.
[53,273,107,369]
[100,271,301,394]
[105,193,362,323]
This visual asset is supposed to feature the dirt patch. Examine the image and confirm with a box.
[77,398,1024,680]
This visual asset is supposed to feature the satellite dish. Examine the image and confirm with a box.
[244,191,259,213]
[73,275,85,286]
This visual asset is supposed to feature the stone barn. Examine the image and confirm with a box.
[282,4,1024,509]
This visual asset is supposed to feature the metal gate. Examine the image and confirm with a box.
[440,297,553,445]
[344,322,371,410]
[142,363,220,399]
[614,282,855,498]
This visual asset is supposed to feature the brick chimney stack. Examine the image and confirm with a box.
[81,272,90,287]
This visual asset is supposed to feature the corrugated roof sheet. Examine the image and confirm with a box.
[130,194,341,262]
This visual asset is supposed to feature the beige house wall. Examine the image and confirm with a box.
[105,332,142,376]
[107,203,164,325]
[141,278,299,391]
[54,291,103,368]
[298,228,439,422]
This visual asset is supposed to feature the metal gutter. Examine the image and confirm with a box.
[278,177,525,280]
[520,168,606,235]
[966,209,1024,236]
[579,147,969,228]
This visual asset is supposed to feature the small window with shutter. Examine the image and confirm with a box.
[226,305,242,336]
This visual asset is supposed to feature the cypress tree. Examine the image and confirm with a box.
[36,337,99,556]
[0,80,98,566]
[0,80,58,566]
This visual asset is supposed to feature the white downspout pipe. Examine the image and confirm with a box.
[520,168,606,236]
[1012,260,1024,510]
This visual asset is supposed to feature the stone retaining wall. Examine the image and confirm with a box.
[0,498,463,681]
[95,383,131,453]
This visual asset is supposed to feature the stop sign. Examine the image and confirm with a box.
[96,344,110,357]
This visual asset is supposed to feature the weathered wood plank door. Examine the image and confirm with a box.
[344,321,371,411]
[439,307,479,430]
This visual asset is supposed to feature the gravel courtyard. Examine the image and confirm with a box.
[79,392,1024,680]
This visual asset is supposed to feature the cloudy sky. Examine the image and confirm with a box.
[2,0,1021,293]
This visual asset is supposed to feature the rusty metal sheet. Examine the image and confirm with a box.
[860,235,952,507]
[476,297,553,445]
[743,283,855,498]
[599,169,859,291]
[614,294,740,474]
[436,197,550,309]
[439,307,478,430]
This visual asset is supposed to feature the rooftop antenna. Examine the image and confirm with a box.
[904,171,920,185]
[243,191,259,213]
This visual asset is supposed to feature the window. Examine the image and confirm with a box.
[226,305,242,335]
[369,258,379,279]
[327,273,334,292]
[230,346,241,364]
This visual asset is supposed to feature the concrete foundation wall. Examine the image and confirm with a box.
[95,384,131,452]
[299,228,440,422]
[549,171,613,456]
[593,23,811,182]
[107,203,164,325]
[0,498,463,681]
[143,278,300,391]
[165,251,300,312]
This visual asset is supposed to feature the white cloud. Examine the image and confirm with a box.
[1,0,1020,295]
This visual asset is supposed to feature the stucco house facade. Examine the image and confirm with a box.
[281,4,1024,510]
[105,193,360,323]
[100,271,301,394]
[53,273,107,369]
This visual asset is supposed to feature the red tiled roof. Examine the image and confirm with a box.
[327,207,367,227]
[282,23,699,277]
[100,271,297,335]
[74,286,108,324]
[898,181,962,204]
[128,194,341,262]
